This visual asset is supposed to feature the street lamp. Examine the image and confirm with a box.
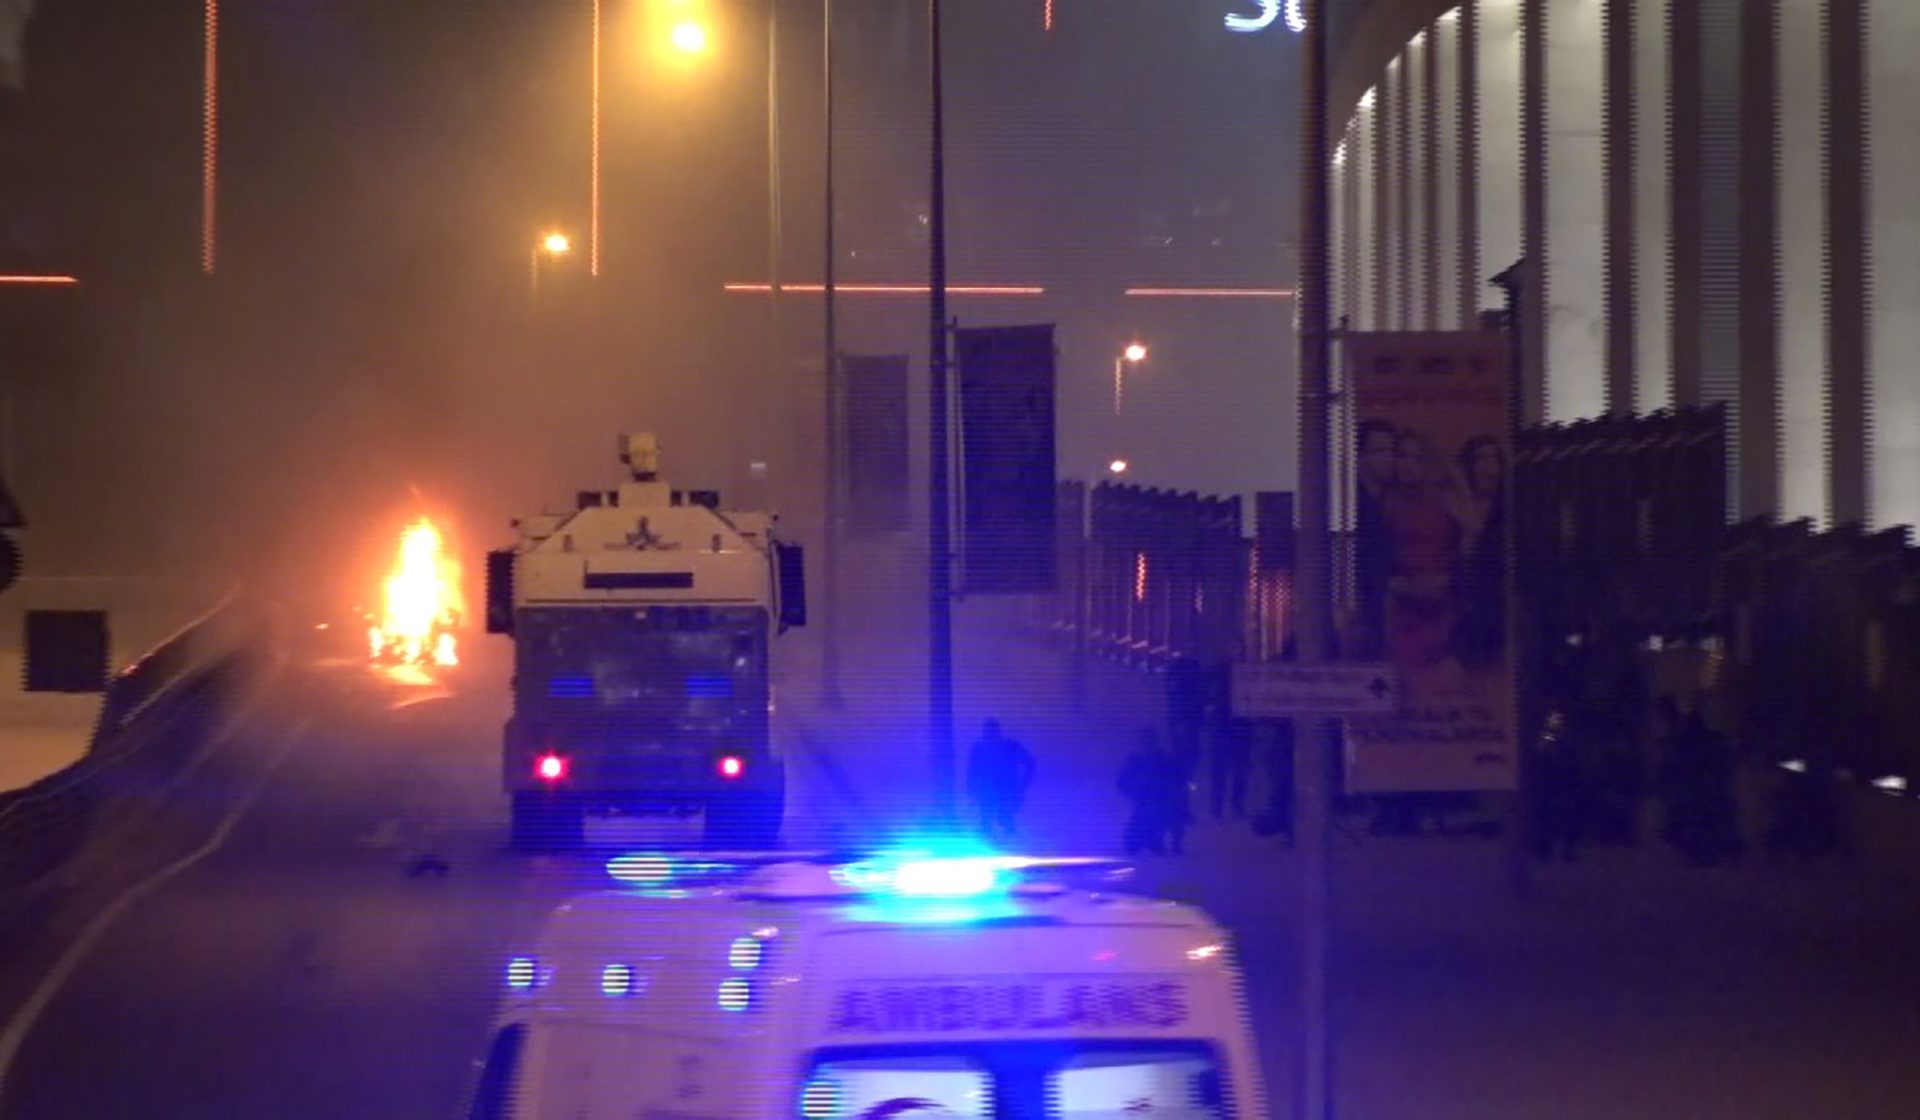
[1108,458,1130,475]
[531,231,573,307]
[669,19,710,54]
[1114,342,1148,415]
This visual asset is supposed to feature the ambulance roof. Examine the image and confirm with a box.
[540,854,1220,944]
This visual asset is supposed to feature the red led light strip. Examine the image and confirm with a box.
[1124,287,1296,298]
[590,0,602,277]
[201,0,219,275]
[724,283,1045,296]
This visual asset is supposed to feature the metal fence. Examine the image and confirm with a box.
[1714,518,1920,784]
[1044,480,1246,669]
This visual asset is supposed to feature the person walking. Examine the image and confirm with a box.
[966,719,1036,844]
[1165,657,1207,788]
[1118,730,1168,856]
[1209,716,1255,820]
[1119,728,1191,855]
[1661,700,1743,866]
[1251,718,1295,844]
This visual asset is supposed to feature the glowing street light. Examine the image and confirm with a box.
[1108,458,1129,475]
[531,230,575,307]
[1114,341,1149,415]
[669,19,710,54]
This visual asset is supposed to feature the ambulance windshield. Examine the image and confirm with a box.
[801,1041,1231,1119]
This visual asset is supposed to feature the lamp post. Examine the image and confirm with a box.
[530,232,573,309]
[1113,341,1148,415]
[926,0,955,822]
[819,0,845,708]
[589,0,714,276]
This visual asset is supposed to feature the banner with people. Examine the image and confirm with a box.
[1343,331,1517,792]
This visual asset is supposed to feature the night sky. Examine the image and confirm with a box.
[1,0,1301,587]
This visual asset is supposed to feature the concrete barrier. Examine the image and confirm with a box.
[0,592,273,890]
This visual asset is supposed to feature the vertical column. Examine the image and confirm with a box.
[1634,0,1673,410]
[1545,0,1605,422]
[1670,0,1704,406]
[1779,0,1826,525]
[1701,0,1745,517]
[1343,120,1364,326]
[1826,0,1867,525]
[1373,77,1394,330]
[1332,138,1348,331]
[1357,94,1380,330]
[1397,52,1418,329]
[1458,1,1482,329]
[1521,0,1548,426]
[1391,58,1414,329]
[1868,0,1920,530]
[1740,0,1781,519]
[1436,8,1465,330]
[1422,23,1445,328]
[1480,0,1523,337]
[1603,0,1636,416]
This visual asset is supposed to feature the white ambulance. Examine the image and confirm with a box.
[466,851,1269,1119]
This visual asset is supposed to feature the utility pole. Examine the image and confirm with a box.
[819,0,845,707]
[1294,1,1338,1117]
[926,0,956,821]
[767,0,785,485]
[1490,258,1532,900]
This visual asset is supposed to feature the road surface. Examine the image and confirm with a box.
[0,592,1916,1118]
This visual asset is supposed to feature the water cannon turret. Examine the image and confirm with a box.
[619,433,661,482]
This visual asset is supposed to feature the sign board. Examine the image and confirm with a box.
[957,323,1057,594]
[1232,662,1400,718]
[842,353,911,533]
[25,609,110,693]
[826,977,1190,1036]
[1344,330,1517,793]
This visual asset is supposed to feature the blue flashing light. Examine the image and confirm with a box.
[893,857,1002,898]
[717,977,753,1012]
[548,674,595,699]
[607,853,675,886]
[728,936,764,971]
[831,850,1009,900]
[684,674,733,699]
[506,956,537,991]
[799,1078,841,1118]
[601,963,635,997]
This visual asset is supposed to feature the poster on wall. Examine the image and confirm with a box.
[1343,331,1517,793]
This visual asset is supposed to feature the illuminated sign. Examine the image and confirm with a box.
[1225,0,1306,34]
[828,979,1190,1035]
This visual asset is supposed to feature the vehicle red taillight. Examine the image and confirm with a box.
[535,753,568,783]
[717,755,745,780]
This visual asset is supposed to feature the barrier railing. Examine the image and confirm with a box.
[0,590,271,889]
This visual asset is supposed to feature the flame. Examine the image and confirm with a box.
[370,518,463,668]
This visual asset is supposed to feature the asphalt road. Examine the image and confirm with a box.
[2,614,1918,1119]
[0,637,590,1118]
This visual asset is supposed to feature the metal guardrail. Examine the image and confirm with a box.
[0,590,269,889]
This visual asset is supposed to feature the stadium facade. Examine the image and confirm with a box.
[1325,0,1912,533]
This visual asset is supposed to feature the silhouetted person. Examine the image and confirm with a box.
[966,719,1035,843]
[1660,701,1743,866]
[1119,729,1189,855]
[1251,718,1295,843]
[1209,717,1255,820]
[1166,657,1207,786]
[1530,702,1593,862]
